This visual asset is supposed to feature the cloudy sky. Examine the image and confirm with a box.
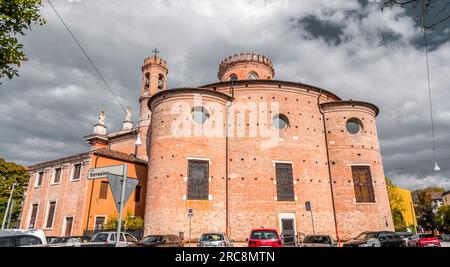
[1,0,449,190]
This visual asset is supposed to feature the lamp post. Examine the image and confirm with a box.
[2,183,17,229]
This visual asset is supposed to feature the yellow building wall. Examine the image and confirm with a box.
[397,188,417,228]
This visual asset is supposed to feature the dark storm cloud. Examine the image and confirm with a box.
[0,0,449,190]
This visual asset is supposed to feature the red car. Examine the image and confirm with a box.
[418,233,441,247]
[247,228,283,247]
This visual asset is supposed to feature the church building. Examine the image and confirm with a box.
[20,51,394,243]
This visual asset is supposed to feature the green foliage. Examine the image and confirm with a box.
[124,211,143,230]
[435,205,450,233]
[103,211,143,230]
[414,187,445,231]
[0,0,46,82]
[386,177,407,230]
[0,157,29,227]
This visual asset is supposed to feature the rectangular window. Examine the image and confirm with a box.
[135,186,141,202]
[94,216,106,230]
[45,201,56,229]
[187,160,209,200]
[71,163,82,181]
[36,172,44,187]
[351,166,375,203]
[275,163,295,201]
[52,168,62,184]
[28,204,39,229]
[99,181,108,199]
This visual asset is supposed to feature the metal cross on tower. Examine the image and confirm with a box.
[152,48,160,58]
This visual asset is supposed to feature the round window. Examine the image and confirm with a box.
[229,74,238,81]
[272,114,289,129]
[346,119,362,134]
[192,106,210,124]
[248,71,259,80]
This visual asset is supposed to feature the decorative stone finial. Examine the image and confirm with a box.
[94,111,107,135]
[123,107,133,130]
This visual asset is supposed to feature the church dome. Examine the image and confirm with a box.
[217,52,275,82]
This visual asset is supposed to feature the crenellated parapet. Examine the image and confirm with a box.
[217,52,275,81]
[142,56,168,71]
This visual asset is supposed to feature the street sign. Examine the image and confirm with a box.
[188,208,194,217]
[88,165,125,179]
[107,174,139,212]
[305,201,311,211]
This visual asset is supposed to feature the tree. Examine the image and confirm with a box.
[0,0,46,83]
[414,187,445,231]
[0,157,29,228]
[386,177,408,231]
[435,205,450,233]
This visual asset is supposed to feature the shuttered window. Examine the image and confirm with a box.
[275,163,295,201]
[99,181,108,199]
[187,160,209,200]
[351,166,375,203]
[135,186,142,202]
[72,163,82,181]
[53,168,62,184]
[45,201,56,228]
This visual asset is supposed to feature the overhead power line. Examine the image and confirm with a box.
[46,0,127,113]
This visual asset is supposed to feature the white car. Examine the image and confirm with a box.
[0,229,47,247]
[90,231,138,247]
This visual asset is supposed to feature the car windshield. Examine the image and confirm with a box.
[49,237,66,244]
[354,233,377,241]
[419,234,434,238]
[91,233,108,242]
[142,236,163,244]
[200,234,224,241]
[303,235,331,244]
[251,230,278,240]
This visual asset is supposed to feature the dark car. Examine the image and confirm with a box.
[128,234,184,247]
[300,235,337,247]
[343,231,403,247]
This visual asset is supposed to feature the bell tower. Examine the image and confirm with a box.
[137,49,168,160]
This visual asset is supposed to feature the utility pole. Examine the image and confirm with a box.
[7,200,14,229]
[2,183,16,229]
[116,164,128,247]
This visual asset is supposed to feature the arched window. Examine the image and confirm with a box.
[229,74,238,81]
[158,74,164,90]
[144,73,150,89]
[248,71,259,80]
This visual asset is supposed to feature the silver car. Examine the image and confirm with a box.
[197,232,234,247]
[300,235,337,247]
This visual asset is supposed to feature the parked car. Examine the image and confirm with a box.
[396,232,418,247]
[197,232,234,247]
[90,231,138,246]
[247,228,283,247]
[128,234,184,247]
[0,229,47,247]
[300,235,337,247]
[48,236,90,245]
[343,231,403,247]
[417,233,441,247]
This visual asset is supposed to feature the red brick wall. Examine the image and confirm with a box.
[20,159,91,236]
[322,103,394,240]
[144,82,392,242]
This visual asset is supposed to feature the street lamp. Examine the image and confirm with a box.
[433,162,440,172]
[134,134,142,157]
